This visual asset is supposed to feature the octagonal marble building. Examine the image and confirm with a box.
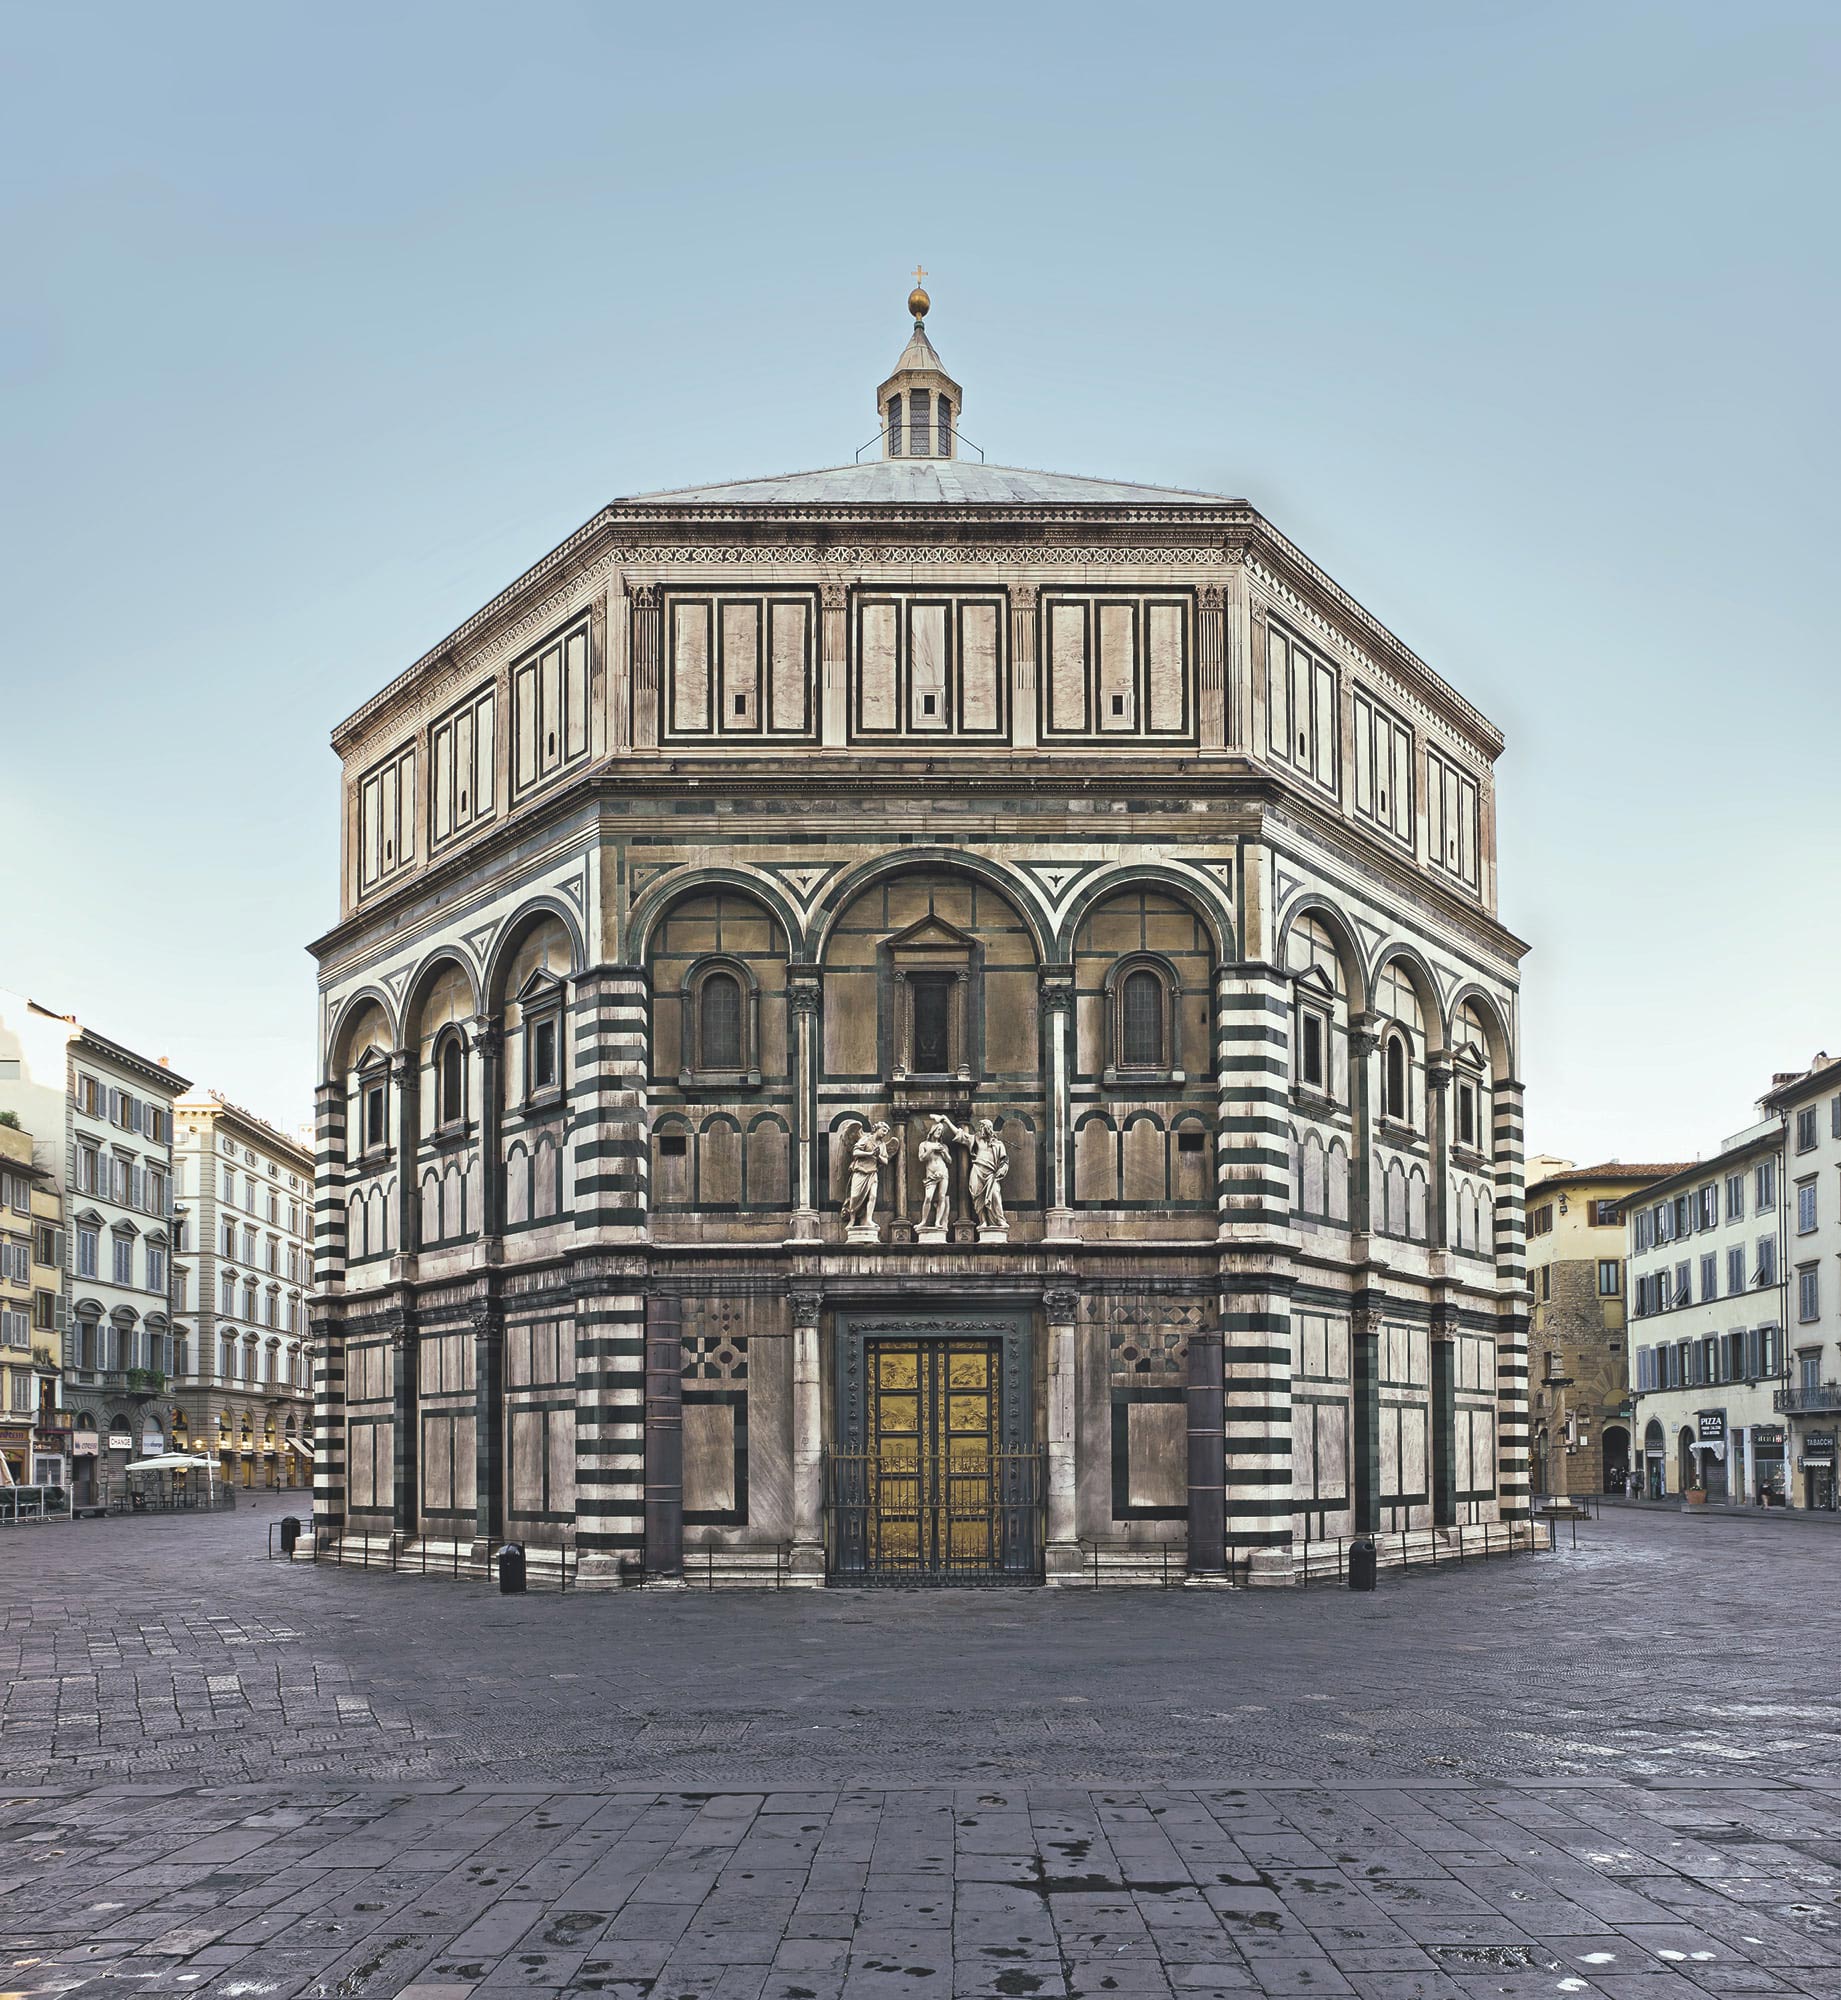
[308,294,1531,1586]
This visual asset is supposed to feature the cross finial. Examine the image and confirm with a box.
[913,264,927,286]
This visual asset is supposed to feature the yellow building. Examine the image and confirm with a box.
[1524,1155,1686,1497]
[0,1119,65,1487]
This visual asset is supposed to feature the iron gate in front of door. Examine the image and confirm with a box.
[826,1316,1043,1584]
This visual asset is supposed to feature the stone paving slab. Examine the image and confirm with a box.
[2,1782,1839,2000]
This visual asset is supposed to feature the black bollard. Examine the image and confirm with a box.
[498,1542,527,1594]
[1348,1536,1378,1592]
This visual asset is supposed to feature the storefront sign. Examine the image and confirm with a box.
[1804,1431,1837,1454]
[106,1431,133,1451]
[1696,1411,1727,1443]
[71,1432,98,1456]
[1753,1425,1785,1449]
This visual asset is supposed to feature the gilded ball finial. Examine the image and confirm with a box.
[908,264,929,320]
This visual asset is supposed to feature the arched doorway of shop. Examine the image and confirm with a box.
[1601,1424,1630,1494]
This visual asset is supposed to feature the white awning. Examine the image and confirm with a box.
[123,1453,219,1475]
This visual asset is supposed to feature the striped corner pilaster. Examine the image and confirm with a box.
[1215,961,1293,1234]
[570,965,650,1236]
[1492,1077,1530,1520]
[1219,1266,1295,1580]
[313,1080,346,1288]
[309,1309,345,1534]
[573,1282,647,1582]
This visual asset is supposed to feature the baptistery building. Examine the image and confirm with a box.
[308,289,1530,1585]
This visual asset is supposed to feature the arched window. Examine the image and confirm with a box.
[439,1034,466,1126]
[1121,968,1164,1069]
[1384,1034,1408,1121]
[910,388,931,456]
[699,971,743,1070]
[937,396,953,456]
[887,393,903,455]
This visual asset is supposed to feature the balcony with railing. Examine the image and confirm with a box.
[1775,1381,1841,1414]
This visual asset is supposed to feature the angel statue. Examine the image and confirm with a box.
[952,1117,1010,1232]
[840,1120,896,1234]
[916,1115,955,1233]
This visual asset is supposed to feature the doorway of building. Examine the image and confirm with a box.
[826,1314,1043,1583]
[1601,1424,1630,1495]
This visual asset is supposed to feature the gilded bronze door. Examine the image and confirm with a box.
[866,1338,1003,1572]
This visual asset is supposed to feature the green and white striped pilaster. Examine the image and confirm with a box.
[1215,961,1293,1230]
[1492,1076,1530,1521]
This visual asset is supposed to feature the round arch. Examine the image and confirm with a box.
[325,985,400,1076]
[628,868,802,965]
[1273,892,1369,1012]
[1369,942,1444,1046]
[809,849,1054,966]
[400,946,483,1037]
[1444,981,1516,1079]
[484,897,586,1014]
[1057,864,1235,965]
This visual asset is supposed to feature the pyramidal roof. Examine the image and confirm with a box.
[614,461,1248,508]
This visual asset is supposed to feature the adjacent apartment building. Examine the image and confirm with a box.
[171,1092,314,1486]
[0,991,189,1506]
[1626,1114,1786,1504]
[1762,1054,1841,1510]
[1524,1157,1686,1498]
[1,1119,66,1486]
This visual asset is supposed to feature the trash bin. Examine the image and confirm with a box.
[279,1515,303,1557]
[498,1542,527,1594]
[1348,1536,1378,1592]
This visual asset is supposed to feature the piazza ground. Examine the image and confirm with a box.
[3,1505,1840,1998]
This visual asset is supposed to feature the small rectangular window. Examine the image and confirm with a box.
[1300,1012,1324,1089]
[659,1134,688,1157]
[1799,1267,1820,1322]
[364,1086,386,1150]
[1598,1259,1621,1297]
[532,1018,558,1091]
[1797,1106,1818,1152]
[1176,1130,1206,1154]
[1798,1182,1818,1234]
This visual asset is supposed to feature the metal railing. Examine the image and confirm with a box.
[1776,1382,1841,1413]
[0,1485,70,1524]
[1298,1519,1545,1586]
[826,1448,1045,1584]
[1076,1540,1253,1588]
[266,1524,578,1591]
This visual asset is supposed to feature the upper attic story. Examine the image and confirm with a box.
[327,289,1509,923]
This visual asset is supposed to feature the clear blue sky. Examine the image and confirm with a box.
[3,2,1835,1161]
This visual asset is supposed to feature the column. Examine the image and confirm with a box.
[1426,1052,1454,1253]
[1185,1325,1227,1581]
[787,971,822,1243]
[1351,1295,1381,1534]
[1043,1285,1082,1581]
[628,582,660,751]
[309,1307,344,1545]
[789,1288,825,1583]
[1347,1018,1381,1241]
[821,581,849,746]
[1040,968,1075,1239]
[471,1019,504,1244]
[570,964,652,1586]
[644,1293,684,1584]
[389,1050,419,1269]
[1430,1304,1457,1528]
[1196,582,1226,751]
[389,1306,417,1547]
[1492,1075,1531,1524]
[1221,533,1252,750]
[1010,584,1038,750]
[471,1301,503,1561]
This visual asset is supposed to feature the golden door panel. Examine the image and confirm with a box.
[866,1338,1000,1572]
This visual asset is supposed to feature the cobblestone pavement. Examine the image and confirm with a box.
[5,1506,1841,1999]
[4,1779,1840,1999]
[4,1502,1840,1791]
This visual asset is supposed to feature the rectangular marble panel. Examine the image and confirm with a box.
[1127,1399,1185,1509]
[961,602,1000,730]
[823,969,877,1073]
[565,629,590,757]
[684,1401,736,1515]
[909,602,948,730]
[1049,602,1087,732]
[770,600,808,732]
[1098,603,1135,731]
[1147,601,1185,732]
[721,600,759,730]
[859,601,898,729]
[672,601,711,733]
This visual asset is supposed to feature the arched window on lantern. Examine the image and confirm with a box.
[886,394,903,455]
